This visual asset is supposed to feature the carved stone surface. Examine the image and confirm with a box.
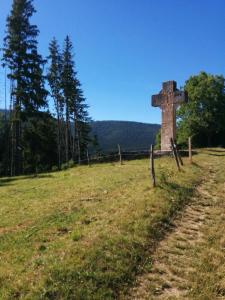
[151,81,187,150]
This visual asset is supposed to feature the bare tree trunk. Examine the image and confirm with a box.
[207,133,212,147]
[10,79,15,177]
[57,115,61,169]
[75,118,81,164]
[55,99,61,170]
[69,122,73,160]
[65,103,69,164]
[15,106,22,175]
[59,105,65,164]
[4,67,7,124]
[10,120,15,177]
[72,115,76,162]
[77,130,81,165]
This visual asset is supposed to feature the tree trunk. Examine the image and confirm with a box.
[55,99,61,170]
[72,115,76,162]
[65,102,69,164]
[207,132,212,147]
[75,117,81,164]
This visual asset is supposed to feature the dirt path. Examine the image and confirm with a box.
[123,165,218,300]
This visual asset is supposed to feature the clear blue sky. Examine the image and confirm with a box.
[0,0,224,124]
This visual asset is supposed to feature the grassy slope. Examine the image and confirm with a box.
[120,149,225,300]
[0,152,215,299]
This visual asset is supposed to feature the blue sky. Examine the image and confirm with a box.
[0,0,224,124]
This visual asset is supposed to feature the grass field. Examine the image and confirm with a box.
[122,149,225,299]
[0,150,224,299]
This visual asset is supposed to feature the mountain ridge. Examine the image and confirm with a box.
[90,120,160,152]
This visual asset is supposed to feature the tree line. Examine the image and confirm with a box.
[0,0,91,176]
[1,1,224,176]
[177,72,225,148]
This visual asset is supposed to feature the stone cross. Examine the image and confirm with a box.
[151,81,187,151]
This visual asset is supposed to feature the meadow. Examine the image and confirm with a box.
[0,151,224,299]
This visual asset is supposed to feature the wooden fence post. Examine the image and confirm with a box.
[150,144,156,187]
[118,144,122,165]
[174,141,183,166]
[170,138,181,171]
[188,137,192,164]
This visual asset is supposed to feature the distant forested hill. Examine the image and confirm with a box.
[90,121,160,152]
[0,111,160,153]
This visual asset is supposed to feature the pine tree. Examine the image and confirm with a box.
[2,0,48,175]
[47,38,64,169]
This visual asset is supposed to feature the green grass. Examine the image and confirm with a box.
[0,154,204,299]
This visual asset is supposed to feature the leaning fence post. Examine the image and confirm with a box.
[150,144,156,187]
[174,141,183,166]
[188,137,192,164]
[170,138,181,171]
[118,144,122,165]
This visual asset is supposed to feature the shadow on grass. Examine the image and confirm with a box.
[0,174,53,187]
[178,150,198,158]
[206,149,225,153]
[206,153,225,157]
[203,148,225,157]
[158,181,193,196]
[149,180,200,245]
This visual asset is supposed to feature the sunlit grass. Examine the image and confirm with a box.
[0,154,205,299]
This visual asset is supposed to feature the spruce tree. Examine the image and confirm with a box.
[2,0,48,175]
[61,36,90,164]
[73,79,90,163]
[61,36,76,164]
[47,38,64,169]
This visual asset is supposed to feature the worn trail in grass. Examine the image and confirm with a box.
[123,149,225,300]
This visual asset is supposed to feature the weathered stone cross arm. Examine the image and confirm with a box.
[172,90,188,106]
[151,93,166,108]
[151,81,187,108]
